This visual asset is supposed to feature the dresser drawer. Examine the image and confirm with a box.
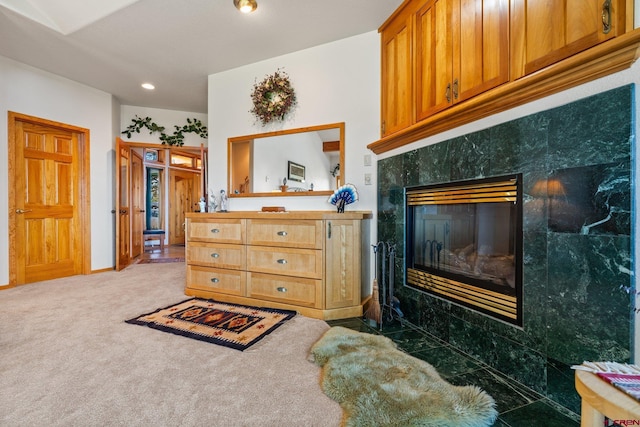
[188,218,245,244]
[186,265,246,296]
[247,246,322,279]
[187,242,246,270]
[247,272,320,308]
[247,219,322,249]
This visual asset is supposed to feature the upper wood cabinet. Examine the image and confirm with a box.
[380,4,414,137]
[511,0,626,78]
[374,0,636,152]
[415,0,509,120]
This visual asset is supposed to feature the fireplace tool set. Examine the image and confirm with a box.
[364,241,404,330]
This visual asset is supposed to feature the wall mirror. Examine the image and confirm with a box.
[228,122,344,197]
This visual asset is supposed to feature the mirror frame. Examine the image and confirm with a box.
[227,122,345,198]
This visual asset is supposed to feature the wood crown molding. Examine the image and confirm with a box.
[368,28,640,155]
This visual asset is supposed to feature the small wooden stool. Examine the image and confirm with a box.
[143,229,165,251]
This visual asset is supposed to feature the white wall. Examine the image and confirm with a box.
[0,55,117,283]
[208,31,380,219]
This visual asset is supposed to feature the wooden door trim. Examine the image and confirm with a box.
[7,111,91,286]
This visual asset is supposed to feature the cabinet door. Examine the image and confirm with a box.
[454,0,509,102]
[416,0,454,120]
[325,220,361,309]
[523,0,623,75]
[381,8,413,137]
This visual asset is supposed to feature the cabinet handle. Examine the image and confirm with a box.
[453,79,459,100]
[210,228,220,233]
[445,83,451,103]
[327,222,332,239]
[277,231,288,236]
[276,259,287,264]
[602,0,612,34]
[210,277,219,283]
[15,209,32,214]
[210,253,220,258]
[276,287,287,293]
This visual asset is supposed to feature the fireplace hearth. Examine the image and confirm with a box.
[405,174,523,326]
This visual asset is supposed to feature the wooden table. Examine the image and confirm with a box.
[575,369,640,426]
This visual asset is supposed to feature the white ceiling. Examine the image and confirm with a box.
[0,0,402,113]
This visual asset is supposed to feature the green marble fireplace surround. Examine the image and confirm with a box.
[377,84,635,413]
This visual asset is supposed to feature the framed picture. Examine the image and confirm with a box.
[144,149,159,162]
[288,161,305,182]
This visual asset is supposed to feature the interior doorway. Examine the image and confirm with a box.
[115,138,206,270]
[7,112,91,286]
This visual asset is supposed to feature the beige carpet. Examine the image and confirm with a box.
[0,263,342,426]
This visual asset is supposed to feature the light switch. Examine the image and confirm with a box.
[364,154,372,166]
[364,173,372,185]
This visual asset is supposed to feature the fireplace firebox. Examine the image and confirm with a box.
[405,174,523,326]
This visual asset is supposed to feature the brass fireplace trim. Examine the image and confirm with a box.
[407,268,517,320]
[407,179,517,206]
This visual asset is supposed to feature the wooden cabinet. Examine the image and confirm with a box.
[511,0,626,78]
[381,4,414,137]
[184,211,371,320]
[372,0,636,153]
[381,0,509,132]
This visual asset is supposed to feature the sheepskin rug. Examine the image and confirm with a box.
[309,326,498,427]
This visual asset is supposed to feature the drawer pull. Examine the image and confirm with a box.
[210,253,220,258]
[277,259,287,264]
[276,287,287,293]
[210,277,220,283]
[210,228,220,233]
[277,231,288,236]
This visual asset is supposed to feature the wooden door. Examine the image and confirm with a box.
[325,220,361,309]
[115,139,130,270]
[522,0,624,75]
[131,150,144,258]
[416,0,453,120]
[380,5,414,137]
[9,115,89,285]
[454,0,509,102]
[169,169,200,245]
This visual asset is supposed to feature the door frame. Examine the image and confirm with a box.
[7,111,92,286]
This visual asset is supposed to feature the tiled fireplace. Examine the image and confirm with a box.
[377,85,634,413]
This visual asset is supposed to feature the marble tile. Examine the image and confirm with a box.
[448,368,542,415]
[449,130,491,180]
[498,400,579,426]
[412,346,482,378]
[546,233,632,363]
[381,327,443,353]
[546,358,581,415]
[547,85,633,170]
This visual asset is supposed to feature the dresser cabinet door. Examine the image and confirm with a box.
[324,220,362,310]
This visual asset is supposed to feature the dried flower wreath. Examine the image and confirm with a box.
[250,69,297,125]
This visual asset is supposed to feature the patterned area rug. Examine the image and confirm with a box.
[126,298,296,351]
[135,258,185,264]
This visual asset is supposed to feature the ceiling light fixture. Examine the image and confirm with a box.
[141,83,155,90]
[234,0,257,14]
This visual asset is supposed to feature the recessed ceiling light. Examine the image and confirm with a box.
[141,83,155,90]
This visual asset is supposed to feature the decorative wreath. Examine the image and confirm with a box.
[250,69,297,126]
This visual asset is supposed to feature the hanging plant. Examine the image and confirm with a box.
[250,69,297,126]
[122,116,207,146]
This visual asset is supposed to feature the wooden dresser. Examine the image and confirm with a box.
[184,211,371,320]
